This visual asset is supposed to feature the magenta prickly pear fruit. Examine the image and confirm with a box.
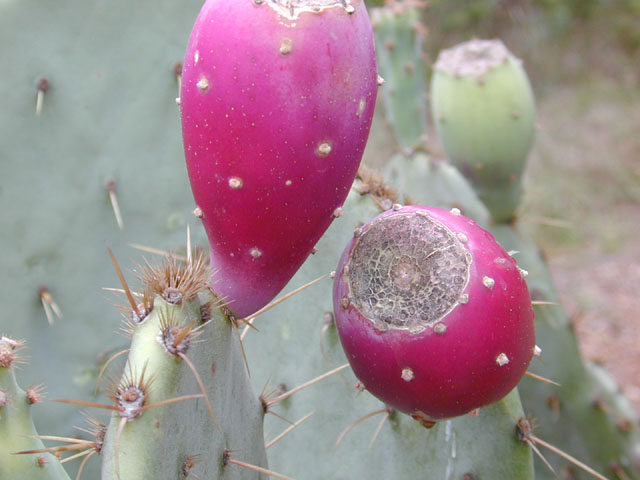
[180,0,378,318]
[333,205,535,425]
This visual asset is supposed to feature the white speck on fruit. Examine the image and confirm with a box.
[533,345,542,356]
[250,248,262,259]
[285,179,292,186]
[342,265,349,275]
[456,232,468,243]
[197,76,209,92]
[409,325,426,334]
[193,207,203,218]
[194,50,200,65]
[340,297,350,309]
[279,38,293,55]
[518,267,529,278]
[228,177,243,189]
[377,74,385,86]
[345,4,355,14]
[333,207,343,218]
[353,227,362,237]
[450,207,461,216]
[508,250,519,257]
[415,209,428,217]
[459,293,469,304]
[494,257,506,264]
[470,408,480,417]
[317,142,332,156]
[357,98,366,117]
[392,203,402,211]
[482,276,495,290]
[434,323,447,334]
[175,97,181,105]
[496,353,509,366]
[401,368,414,382]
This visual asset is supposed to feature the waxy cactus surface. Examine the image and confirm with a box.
[431,39,536,223]
[181,0,378,318]
[333,205,536,423]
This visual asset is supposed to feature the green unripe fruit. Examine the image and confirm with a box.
[431,39,536,223]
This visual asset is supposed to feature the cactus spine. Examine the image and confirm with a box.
[99,252,267,479]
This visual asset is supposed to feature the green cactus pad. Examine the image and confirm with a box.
[0,2,207,476]
[372,4,429,152]
[101,293,267,479]
[0,338,71,480]
[385,152,491,224]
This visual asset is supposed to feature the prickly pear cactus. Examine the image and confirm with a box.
[0,338,70,480]
[389,156,640,479]
[100,253,267,479]
[431,39,536,223]
[0,0,211,476]
[376,3,640,478]
[371,3,429,152]
[243,185,535,479]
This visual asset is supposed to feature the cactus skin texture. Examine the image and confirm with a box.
[333,205,535,424]
[371,3,428,152]
[181,0,378,318]
[0,338,71,480]
[431,39,536,223]
[100,290,267,480]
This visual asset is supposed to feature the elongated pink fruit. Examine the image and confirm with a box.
[333,205,535,425]
[180,0,377,318]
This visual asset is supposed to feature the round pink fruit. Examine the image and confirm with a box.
[333,205,535,425]
[181,0,378,318]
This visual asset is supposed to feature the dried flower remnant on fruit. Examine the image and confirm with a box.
[346,212,471,330]
[264,0,356,20]
[434,39,510,79]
